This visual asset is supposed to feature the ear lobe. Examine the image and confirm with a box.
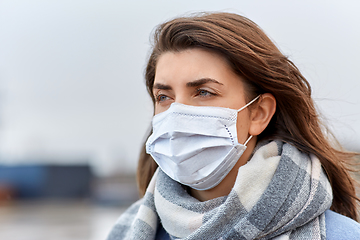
[249,93,276,136]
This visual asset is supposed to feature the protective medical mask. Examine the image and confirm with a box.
[146,95,260,190]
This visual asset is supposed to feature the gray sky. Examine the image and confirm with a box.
[0,0,359,176]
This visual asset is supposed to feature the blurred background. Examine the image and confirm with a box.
[0,0,359,239]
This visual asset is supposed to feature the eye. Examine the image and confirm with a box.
[196,88,216,97]
[155,94,170,103]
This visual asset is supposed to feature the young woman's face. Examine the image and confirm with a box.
[153,48,252,145]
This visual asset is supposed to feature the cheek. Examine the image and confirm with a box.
[236,113,251,144]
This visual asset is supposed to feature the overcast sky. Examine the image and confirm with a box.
[0,0,359,176]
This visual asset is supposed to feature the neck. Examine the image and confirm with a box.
[189,137,257,201]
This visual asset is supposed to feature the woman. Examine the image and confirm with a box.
[107,12,360,239]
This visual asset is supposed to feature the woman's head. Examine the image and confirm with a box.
[145,12,313,145]
[138,12,359,220]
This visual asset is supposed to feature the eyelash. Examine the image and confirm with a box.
[196,88,216,97]
[154,88,217,103]
[155,94,170,103]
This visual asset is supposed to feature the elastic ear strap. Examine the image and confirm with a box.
[237,95,261,112]
[244,135,253,146]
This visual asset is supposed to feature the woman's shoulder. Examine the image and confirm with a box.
[325,209,360,239]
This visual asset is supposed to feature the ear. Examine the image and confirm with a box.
[248,93,276,136]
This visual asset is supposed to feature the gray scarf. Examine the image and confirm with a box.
[107,141,333,239]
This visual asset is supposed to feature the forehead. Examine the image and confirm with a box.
[154,48,243,88]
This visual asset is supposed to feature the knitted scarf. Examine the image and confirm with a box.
[107,141,333,240]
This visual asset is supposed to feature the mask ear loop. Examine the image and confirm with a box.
[237,95,261,146]
[243,135,253,146]
[236,95,261,112]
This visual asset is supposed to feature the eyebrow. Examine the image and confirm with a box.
[153,83,172,90]
[186,78,223,87]
[153,78,223,92]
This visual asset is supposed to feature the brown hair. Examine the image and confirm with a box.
[137,12,360,220]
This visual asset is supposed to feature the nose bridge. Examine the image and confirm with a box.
[173,89,192,105]
[175,95,191,105]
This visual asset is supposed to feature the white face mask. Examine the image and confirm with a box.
[146,95,260,190]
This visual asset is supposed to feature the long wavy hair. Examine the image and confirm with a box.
[137,12,359,220]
